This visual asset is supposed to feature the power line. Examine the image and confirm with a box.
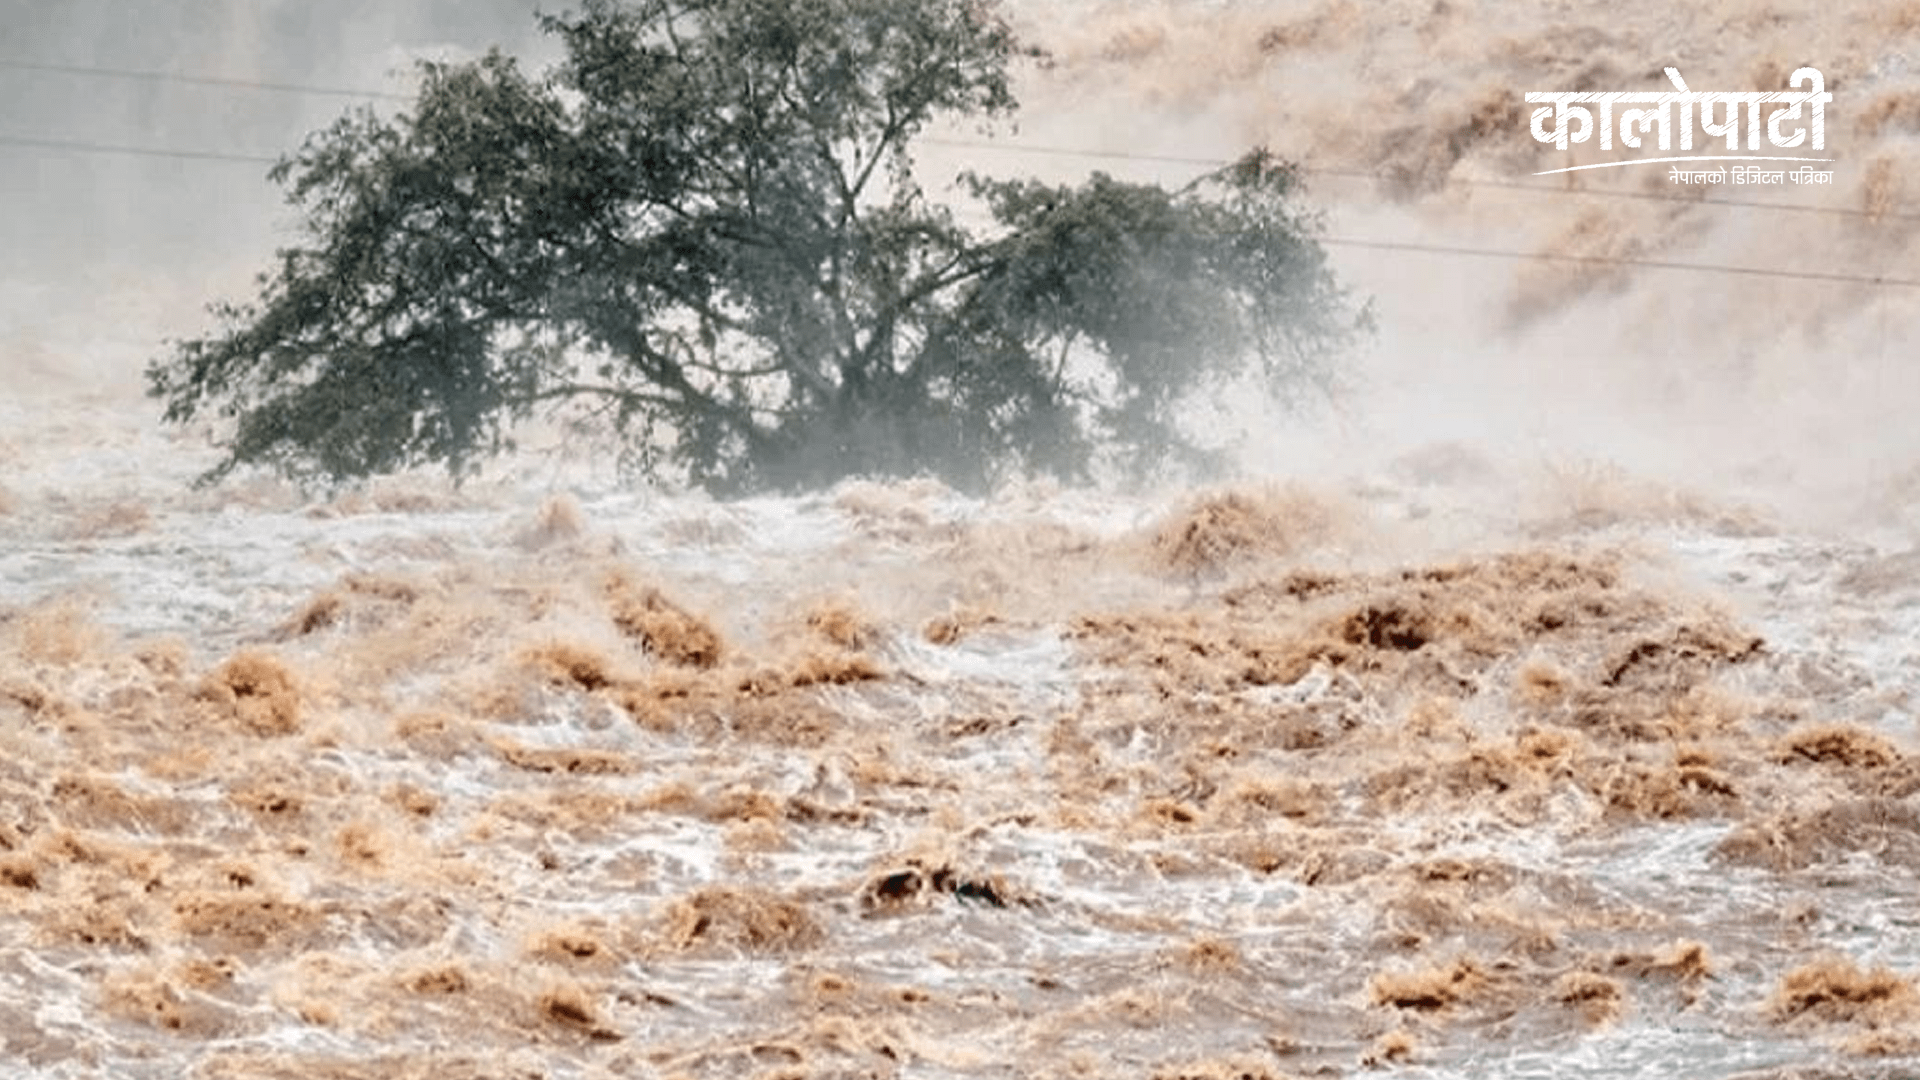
[1315,235,1919,289]
[0,133,276,165]
[2,61,1909,290]
[939,200,1911,289]
[4,133,1906,289]
[922,136,1224,169]
[921,136,1920,228]
[9,57,1907,228]
[1310,162,1920,226]
[0,58,410,101]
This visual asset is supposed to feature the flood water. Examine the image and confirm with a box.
[5,1,1920,1077]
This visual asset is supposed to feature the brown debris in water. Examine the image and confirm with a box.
[1601,619,1764,690]
[1370,956,1491,1011]
[40,892,149,950]
[1555,970,1627,1025]
[524,642,621,692]
[526,923,621,969]
[1715,798,1920,872]
[1362,725,1581,819]
[1141,797,1204,829]
[1145,485,1349,579]
[1767,957,1920,1028]
[1650,939,1714,982]
[172,891,326,953]
[1,676,57,718]
[607,576,725,668]
[803,598,880,651]
[1603,939,1714,986]
[284,593,345,637]
[228,766,333,824]
[535,978,621,1040]
[1591,756,1738,820]
[0,854,39,890]
[662,886,822,954]
[609,630,886,744]
[1065,541,1783,838]
[862,856,1024,911]
[401,962,471,996]
[755,649,885,690]
[1077,548,1752,718]
[1360,1028,1419,1067]
[202,651,302,736]
[1776,723,1903,771]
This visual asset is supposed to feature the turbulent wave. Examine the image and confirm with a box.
[3,1,1919,1076]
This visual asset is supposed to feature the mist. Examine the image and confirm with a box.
[987,0,1920,533]
[4,5,1920,1077]
[8,0,1917,526]
[1,0,546,393]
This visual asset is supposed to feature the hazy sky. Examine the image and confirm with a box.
[5,0,1914,514]
[2,0,551,389]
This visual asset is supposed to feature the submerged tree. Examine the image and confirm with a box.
[149,0,1364,493]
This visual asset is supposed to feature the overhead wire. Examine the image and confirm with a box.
[0,57,411,101]
[0,132,276,164]
[1314,236,1916,288]
[918,135,1920,228]
[3,56,1913,288]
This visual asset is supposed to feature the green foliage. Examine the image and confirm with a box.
[148,0,1365,493]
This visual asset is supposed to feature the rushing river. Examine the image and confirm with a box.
[6,1,1920,1076]
[3,392,1920,1078]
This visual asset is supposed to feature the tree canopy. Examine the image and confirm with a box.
[149,0,1365,493]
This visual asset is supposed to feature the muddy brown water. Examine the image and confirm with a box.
[4,430,1920,1079]
[7,1,1920,1075]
